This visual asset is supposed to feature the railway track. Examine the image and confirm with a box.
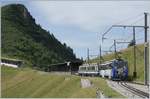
[118,81,149,98]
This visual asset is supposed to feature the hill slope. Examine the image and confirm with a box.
[2,4,77,69]
[1,66,123,98]
[91,44,146,82]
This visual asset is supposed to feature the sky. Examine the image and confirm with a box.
[2,1,150,59]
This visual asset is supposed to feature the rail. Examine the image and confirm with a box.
[118,81,149,98]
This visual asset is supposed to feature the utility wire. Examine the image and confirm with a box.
[103,17,144,40]
[114,13,144,25]
[102,13,145,42]
[101,13,147,59]
[131,16,144,26]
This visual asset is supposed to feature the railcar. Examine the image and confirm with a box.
[78,58,128,80]
[99,61,113,79]
[78,64,99,76]
[110,59,128,80]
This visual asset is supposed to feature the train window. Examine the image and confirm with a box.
[114,60,127,68]
[80,67,86,71]
[87,66,95,71]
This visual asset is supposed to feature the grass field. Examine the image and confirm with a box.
[1,66,124,98]
[91,44,147,82]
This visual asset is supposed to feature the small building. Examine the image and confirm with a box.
[1,57,23,68]
[47,60,83,73]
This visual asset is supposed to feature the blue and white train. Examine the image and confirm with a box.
[78,59,128,80]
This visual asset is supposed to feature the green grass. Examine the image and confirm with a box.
[89,77,125,98]
[1,66,124,98]
[91,44,148,82]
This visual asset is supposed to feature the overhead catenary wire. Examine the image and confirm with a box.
[101,13,146,42]
[100,13,147,61]
[136,37,144,41]
[114,13,144,26]
[131,16,144,26]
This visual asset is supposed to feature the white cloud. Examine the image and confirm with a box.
[27,1,150,58]
[28,1,150,33]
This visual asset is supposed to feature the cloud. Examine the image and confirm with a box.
[28,1,150,33]
[26,1,150,58]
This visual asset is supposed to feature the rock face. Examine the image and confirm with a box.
[1,4,77,70]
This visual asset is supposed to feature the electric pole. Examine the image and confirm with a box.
[114,40,117,59]
[144,12,149,85]
[133,26,137,78]
[87,48,90,65]
[99,45,102,64]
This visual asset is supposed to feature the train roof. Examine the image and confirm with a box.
[101,58,126,64]
[79,58,127,69]
[79,63,97,68]
[100,61,112,66]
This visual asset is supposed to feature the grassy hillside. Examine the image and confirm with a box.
[2,4,77,69]
[91,44,147,82]
[1,66,123,98]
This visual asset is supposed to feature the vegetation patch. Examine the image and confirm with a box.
[2,4,77,70]
[2,66,123,98]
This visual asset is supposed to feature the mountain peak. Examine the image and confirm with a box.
[2,4,35,24]
[2,4,77,69]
